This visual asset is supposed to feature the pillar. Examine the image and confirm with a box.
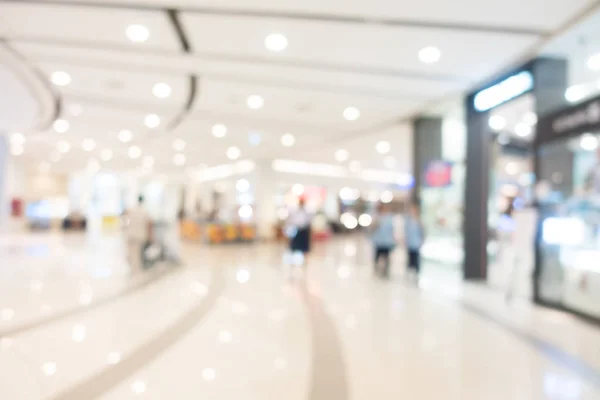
[252,160,278,240]
[412,117,443,202]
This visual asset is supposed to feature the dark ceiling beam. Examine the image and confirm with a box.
[165,8,196,132]
[0,0,548,36]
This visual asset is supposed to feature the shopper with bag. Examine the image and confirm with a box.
[370,203,397,278]
[125,196,153,275]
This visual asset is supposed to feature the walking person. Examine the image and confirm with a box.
[370,203,397,278]
[125,196,152,275]
[404,202,424,281]
[286,198,312,269]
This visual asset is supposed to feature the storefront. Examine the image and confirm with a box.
[534,94,600,321]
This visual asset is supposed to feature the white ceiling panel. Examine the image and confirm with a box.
[181,13,538,80]
[0,2,179,51]
[33,0,594,31]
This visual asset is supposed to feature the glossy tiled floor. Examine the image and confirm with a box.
[1,232,599,399]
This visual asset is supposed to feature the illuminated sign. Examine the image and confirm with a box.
[473,71,533,111]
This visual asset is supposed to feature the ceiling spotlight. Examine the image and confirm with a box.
[343,106,360,121]
[265,33,288,52]
[281,133,295,147]
[118,129,133,143]
[142,155,155,168]
[380,190,393,203]
[128,145,142,159]
[81,138,96,152]
[335,149,349,162]
[51,71,71,86]
[580,133,598,151]
[144,114,160,129]
[226,146,241,160]
[247,95,264,110]
[523,112,538,126]
[212,124,227,138]
[10,132,25,146]
[587,53,600,71]
[514,123,532,138]
[152,82,172,99]
[57,140,71,153]
[419,46,441,64]
[236,179,250,192]
[100,149,113,161]
[172,138,186,151]
[383,156,397,168]
[565,85,585,103]
[375,140,391,154]
[126,24,149,43]
[173,153,186,166]
[488,115,507,131]
[53,119,69,133]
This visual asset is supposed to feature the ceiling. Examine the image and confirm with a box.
[1,0,596,176]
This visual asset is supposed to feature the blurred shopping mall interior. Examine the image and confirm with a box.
[2,0,600,399]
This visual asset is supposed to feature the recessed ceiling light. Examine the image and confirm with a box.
[247,95,264,110]
[172,138,186,151]
[281,133,295,147]
[419,46,441,64]
[587,53,600,71]
[580,133,598,151]
[128,145,142,159]
[118,129,133,143]
[375,141,391,154]
[81,138,96,152]
[383,156,396,168]
[514,123,532,137]
[381,191,393,203]
[53,119,69,133]
[126,24,149,43]
[335,149,349,162]
[488,115,507,131]
[226,146,241,160]
[173,153,186,166]
[236,179,250,192]
[57,140,71,153]
[202,368,216,381]
[343,106,360,121]
[131,380,146,394]
[144,114,160,129]
[265,33,288,52]
[142,155,155,168]
[100,149,113,161]
[10,132,25,146]
[51,71,71,86]
[152,82,172,99]
[212,124,227,138]
[523,112,538,126]
[565,85,585,103]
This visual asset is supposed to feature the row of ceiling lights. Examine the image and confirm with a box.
[488,112,537,138]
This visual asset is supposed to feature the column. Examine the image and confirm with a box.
[252,160,278,240]
[412,117,443,202]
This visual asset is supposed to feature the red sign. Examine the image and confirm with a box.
[424,161,452,187]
